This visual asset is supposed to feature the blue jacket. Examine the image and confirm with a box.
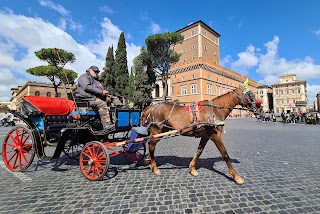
[74,70,105,101]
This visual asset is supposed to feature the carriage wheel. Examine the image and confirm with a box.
[2,126,35,172]
[63,143,84,158]
[79,141,109,181]
[123,143,146,164]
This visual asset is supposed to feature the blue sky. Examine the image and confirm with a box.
[1,0,320,105]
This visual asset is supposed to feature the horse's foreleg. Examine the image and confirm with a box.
[189,137,209,177]
[147,138,161,176]
[211,135,245,185]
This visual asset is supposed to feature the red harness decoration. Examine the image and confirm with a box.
[184,101,202,123]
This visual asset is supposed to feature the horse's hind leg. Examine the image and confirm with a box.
[189,137,209,176]
[211,135,245,185]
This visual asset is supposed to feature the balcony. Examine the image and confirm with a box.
[295,100,307,106]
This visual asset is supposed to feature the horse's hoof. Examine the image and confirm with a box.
[144,161,150,167]
[234,175,245,185]
[190,170,199,177]
[153,169,161,176]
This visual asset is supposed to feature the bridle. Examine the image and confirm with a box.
[233,87,258,113]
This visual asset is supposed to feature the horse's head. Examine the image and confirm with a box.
[236,78,263,114]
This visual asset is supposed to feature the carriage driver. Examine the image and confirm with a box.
[74,65,123,130]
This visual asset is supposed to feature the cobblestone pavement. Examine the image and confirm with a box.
[0,119,319,214]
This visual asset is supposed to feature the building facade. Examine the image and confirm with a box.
[152,20,258,116]
[256,84,273,113]
[271,74,307,115]
[9,81,72,110]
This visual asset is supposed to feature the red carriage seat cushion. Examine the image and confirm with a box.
[23,96,76,116]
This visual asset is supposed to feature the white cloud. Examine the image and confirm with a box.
[314,29,320,38]
[224,35,320,104]
[86,17,141,70]
[100,5,114,14]
[0,11,141,101]
[150,21,161,34]
[230,45,258,75]
[307,84,320,105]
[38,0,82,33]
[38,0,69,16]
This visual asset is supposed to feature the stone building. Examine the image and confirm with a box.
[152,20,259,117]
[256,84,273,113]
[9,81,72,110]
[271,74,307,115]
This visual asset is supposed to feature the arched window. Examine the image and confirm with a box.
[57,93,61,97]
[47,92,51,97]
[35,91,40,96]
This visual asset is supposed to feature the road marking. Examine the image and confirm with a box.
[0,160,32,182]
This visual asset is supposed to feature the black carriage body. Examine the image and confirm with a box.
[12,96,142,159]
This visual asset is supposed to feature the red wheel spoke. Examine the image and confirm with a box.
[96,161,106,170]
[3,150,14,155]
[4,142,16,148]
[20,149,31,155]
[87,145,94,157]
[20,151,29,165]
[21,134,30,146]
[9,135,19,146]
[19,151,22,170]
[82,151,92,158]
[8,151,17,163]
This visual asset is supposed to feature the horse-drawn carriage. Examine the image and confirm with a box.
[2,96,148,180]
[2,81,262,184]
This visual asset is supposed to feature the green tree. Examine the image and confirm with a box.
[139,46,156,87]
[26,48,77,97]
[130,54,153,109]
[145,32,184,100]
[101,46,116,91]
[114,32,129,98]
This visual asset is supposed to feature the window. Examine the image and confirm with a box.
[280,90,283,95]
[192,56,195,60]
[192,45,195,50]
[171,79,174,84]
[191,84,197,94]
[216,78,219,82]
[171,86,174,94]
[207,84,212,94]
[192,74,195,79]
[216,86,220,95]
[46,92,51,97]
[182,76,185,81]
[222,87,225,94]
[191,30,195,36]
[204,31,207,36]
[35,91,40,96]
[183,59,186,63]
[181,85,187,95]
[287,99,289,104]
[214,51,217,56]
[57,93,61,97]
[183,48,186,53]
[213,38,216,43]
[204,45,207,50]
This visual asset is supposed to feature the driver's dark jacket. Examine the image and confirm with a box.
[74,70,105,101]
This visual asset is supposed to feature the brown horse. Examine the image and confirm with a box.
[141,83,261,185]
